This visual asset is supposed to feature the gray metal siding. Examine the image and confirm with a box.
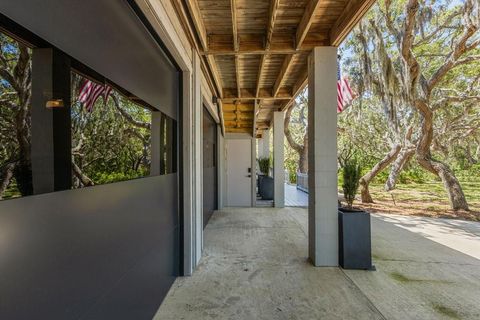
[0,175,179,319]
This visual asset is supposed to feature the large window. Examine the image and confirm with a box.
[0,31,32,200]
[71,73,153,188]
[0,27,177,201]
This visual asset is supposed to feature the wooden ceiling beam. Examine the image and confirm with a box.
[183,0,226,102]
[256,0,280,103]
[235,55,241,99]
[330,0,376,46]
[230,0,239,51]
[266,0,281,51]
[226,127,252,133]
[256,55,266,98]
[206,55,224,98]
[296,0,322,50]
[184,0,208,51]
[223,87,292,100]
[273,54,294,97]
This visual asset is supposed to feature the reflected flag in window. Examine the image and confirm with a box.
[337,65,354,113]
[78,80,112,112]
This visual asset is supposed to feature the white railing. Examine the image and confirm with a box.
[296,172,308,193]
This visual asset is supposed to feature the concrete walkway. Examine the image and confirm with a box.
[154,208,480,320]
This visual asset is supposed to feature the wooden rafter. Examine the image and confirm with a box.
[330,0,377,46]
[273,54,294,97]
[183,0,226,101]
[175,0,376,136]
[184,0,208,51]
[266,0,281,50]
[206,55,224,98]
[231,0,239,51]
[256,0,280,102]
[235,55,241,98]
[296,0,322,50]
[256,55,266,98]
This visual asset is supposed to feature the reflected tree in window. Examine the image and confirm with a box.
[71,73,152,188]
[0,32,32,200]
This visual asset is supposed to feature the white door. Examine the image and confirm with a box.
[226,139,252,206]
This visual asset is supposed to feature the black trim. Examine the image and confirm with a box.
[178,72,184,276]
[0,12,49,48]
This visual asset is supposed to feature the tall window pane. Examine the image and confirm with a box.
[0,32,32,200]
[71,73,152,188]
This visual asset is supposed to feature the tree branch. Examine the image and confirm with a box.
[111,94,151,130]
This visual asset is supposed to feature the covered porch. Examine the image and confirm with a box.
[175,0,380,267]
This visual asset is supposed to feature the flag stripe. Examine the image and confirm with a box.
[78,79,112,112]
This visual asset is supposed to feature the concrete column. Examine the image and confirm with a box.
[308,47,338,266]
[31,48,71,194]
[273,111,285,208]
[258,129,270,159]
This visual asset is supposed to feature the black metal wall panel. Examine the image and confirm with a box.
[0,0,179,120]
[203,108,218,228]
[0,174,178,320]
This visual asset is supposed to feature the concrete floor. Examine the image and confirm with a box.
[153,207,480,320]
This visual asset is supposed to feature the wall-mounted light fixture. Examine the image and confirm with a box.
[45,99,64,109]
[212,96,218,105]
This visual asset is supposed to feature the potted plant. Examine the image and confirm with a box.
[257,157,274,200]
[338,158,373,270]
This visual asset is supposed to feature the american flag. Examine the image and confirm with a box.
[78,80,112,112]
[337,66,354,113]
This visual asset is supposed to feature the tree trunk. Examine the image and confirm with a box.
[384,147,415,191]
[0,162,16,200]
[72,160,94,187]
[284,102,308,174]
[360,144,401,203]
[464,144,477,166]
[415,107,469,211]
[417,154,469,211]
[298,133,308,173]
[475,138,480,160]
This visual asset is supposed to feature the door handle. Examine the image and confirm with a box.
[246,175,251,177]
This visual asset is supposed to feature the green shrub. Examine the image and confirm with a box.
[288,170,297,184]
[456,163,480,182]
[342,158,362,208]
[93,170,147,185]
[257,157,271,176]
[398,167,426,184]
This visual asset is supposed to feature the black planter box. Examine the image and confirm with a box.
[259,176,274,200]
[338,208,374,270]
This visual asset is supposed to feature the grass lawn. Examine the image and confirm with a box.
[343,181,480,221]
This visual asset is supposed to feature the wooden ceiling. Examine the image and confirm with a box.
[173,0,375,137]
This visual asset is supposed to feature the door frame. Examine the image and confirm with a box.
[225,133,256,207]
[202,105,218,227]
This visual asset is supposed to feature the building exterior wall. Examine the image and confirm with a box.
[135,0,222,274]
